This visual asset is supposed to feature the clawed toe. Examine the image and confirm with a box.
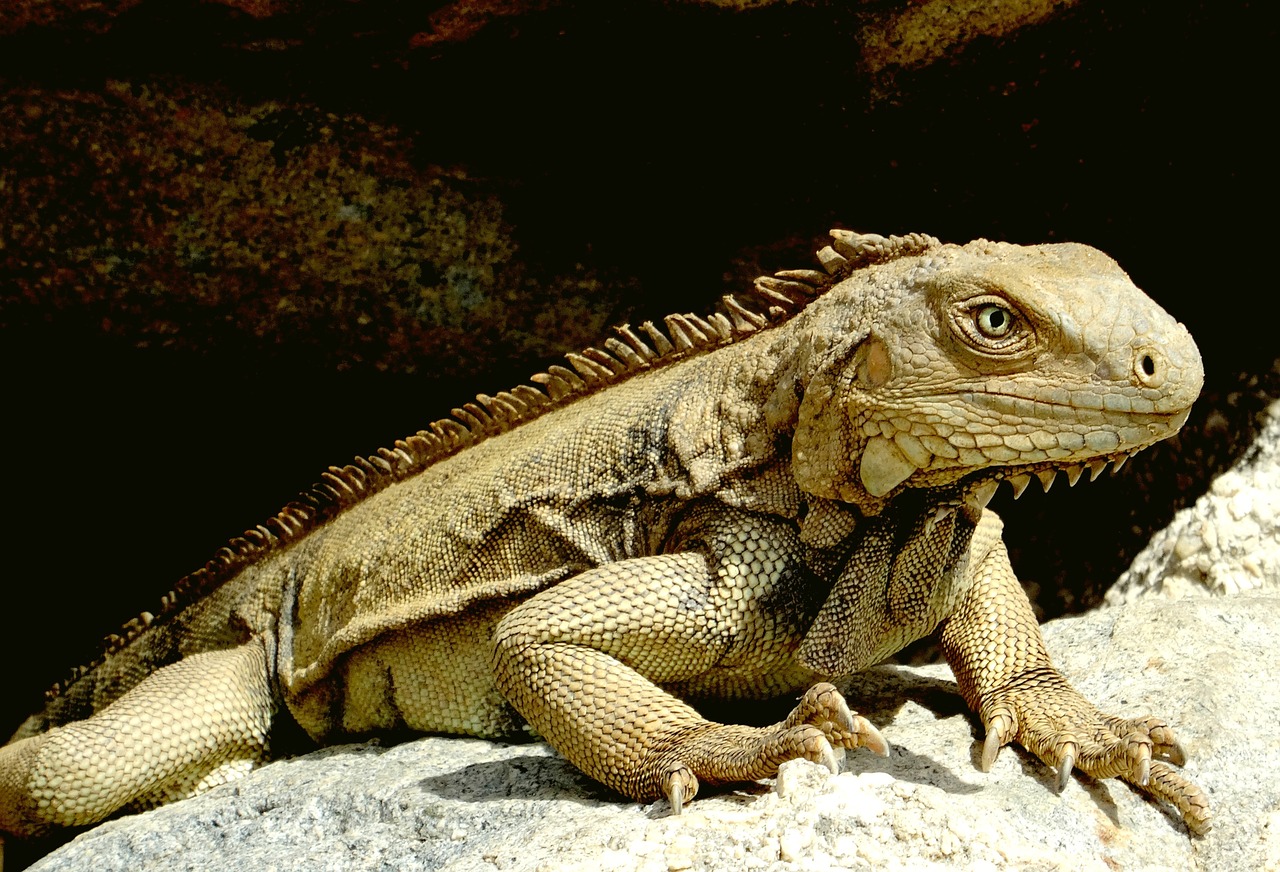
[1147,724,1188,766]
[1129,741,1151,787]
[791,683,890,758]
[827,713,890,759]
[980,710,1015,771]
[790,682,855,732]
[1110,715,1186,767]
[852,716,890,757]
[662,764,699,815]
[799,730,840,774]
[1144,760,1212,836]
[1163,738,1188,767]
[1056,742,1076,792]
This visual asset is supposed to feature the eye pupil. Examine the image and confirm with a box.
[977,304,1012,337]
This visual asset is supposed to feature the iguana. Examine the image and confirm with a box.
[0,230,1211,858]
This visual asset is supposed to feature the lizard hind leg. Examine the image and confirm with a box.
[0,640,274,838]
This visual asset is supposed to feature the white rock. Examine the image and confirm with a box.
[1109,398,1280,602]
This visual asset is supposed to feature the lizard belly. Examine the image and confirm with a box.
[288,599,527,741]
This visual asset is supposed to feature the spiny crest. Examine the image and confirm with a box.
[752,230,941,305]
[45,229,940,702]
[819,229,941,278]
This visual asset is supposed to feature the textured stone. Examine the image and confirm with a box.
[854,0,1080,92]
[1108,394,1280,603]
[31,596,1273,871]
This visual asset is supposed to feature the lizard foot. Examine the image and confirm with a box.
[784,682,890,759]
[650,683,886,808]
[979,672,1211,835]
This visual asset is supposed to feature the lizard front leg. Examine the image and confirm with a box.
[490,509,887,810]
[0,640,273,840]
[939,511,1211,835]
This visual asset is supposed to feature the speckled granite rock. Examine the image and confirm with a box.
[1108,387,1280,603]
[853,0,1081,95]
[29,596,1270,872]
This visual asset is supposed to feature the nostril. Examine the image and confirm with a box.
[1133,346,1165,388]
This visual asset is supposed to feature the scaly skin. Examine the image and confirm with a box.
[0,231,1209,860]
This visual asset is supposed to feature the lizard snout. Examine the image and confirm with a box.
[1128,319,1203,413]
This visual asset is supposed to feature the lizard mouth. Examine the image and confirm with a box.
[955,446,1144,515]
[955,401,1192,509]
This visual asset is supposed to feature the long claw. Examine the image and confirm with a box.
[668,778,685,815]
[1056,743,1077,792]
[981,712,1013,771]
[665,778,686,814]
[832,701,857,735]
[662,764,697,816]
[1164,738,1188,767]
[857,716,891,757]
[817,737,839,774]
[982,730,1002,771]
[1132,742,1152,787]
[1136,755,1151,787]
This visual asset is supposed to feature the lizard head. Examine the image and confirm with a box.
[788,236,1203,515]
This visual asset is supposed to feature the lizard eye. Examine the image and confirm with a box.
[975,304,1014,338]
[949,294,1033,356]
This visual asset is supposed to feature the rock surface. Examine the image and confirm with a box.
[30,595,1272,871]
[1109,394,1280,603]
